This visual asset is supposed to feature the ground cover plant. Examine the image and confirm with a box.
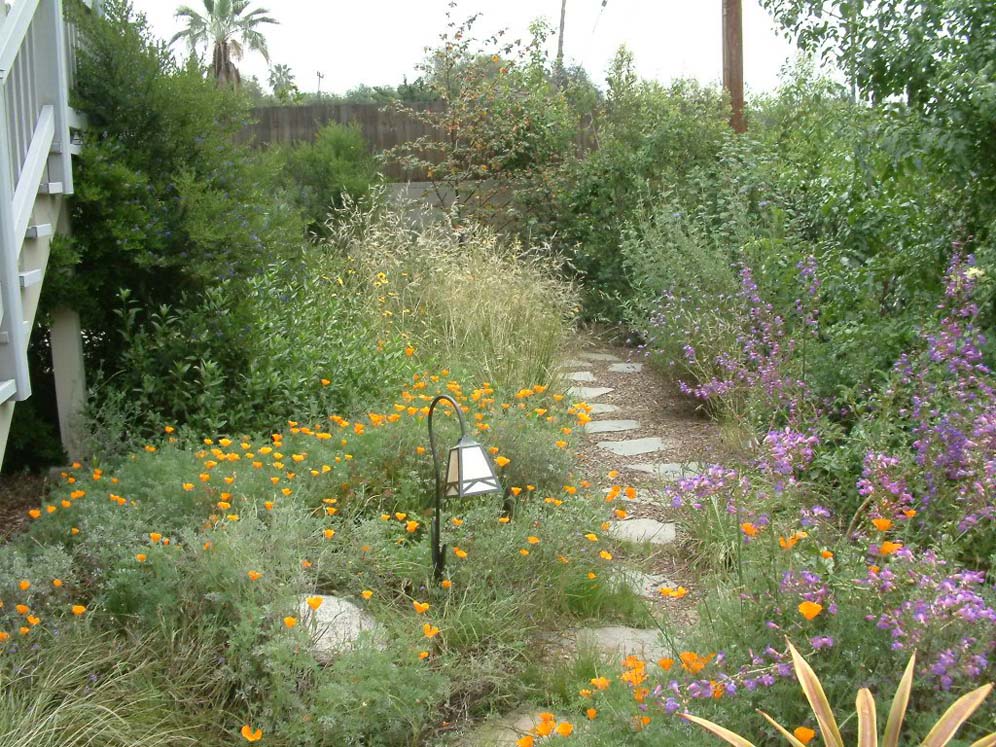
[1,371,658,746]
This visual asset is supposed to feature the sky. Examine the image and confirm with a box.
[128,0,801,96]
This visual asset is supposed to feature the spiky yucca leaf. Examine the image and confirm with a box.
[883,652,916,747]
[787,640,845,747]
[856,689,878,747]
[921,684,993,747]
[684,641,995,747]
[680,713,758,747]
[758,711,808,747]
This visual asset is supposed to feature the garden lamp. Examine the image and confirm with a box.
[427,394,501,579]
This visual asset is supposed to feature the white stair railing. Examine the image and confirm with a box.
[0,0,78,464]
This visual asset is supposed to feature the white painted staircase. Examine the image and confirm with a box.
[0,0,87,467]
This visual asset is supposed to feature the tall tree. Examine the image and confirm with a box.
[171,0,277,87]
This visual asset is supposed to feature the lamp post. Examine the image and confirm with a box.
[427,394,501,580]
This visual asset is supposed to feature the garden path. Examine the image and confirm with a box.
[458,341,729,746]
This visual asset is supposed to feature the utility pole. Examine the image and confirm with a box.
[316,71,325,100]
[556,0,567,75]
[722,0,746,133]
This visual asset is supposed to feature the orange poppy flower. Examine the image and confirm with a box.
[798,601,823,620]
[413,601,430,614]
[241,725,263,742]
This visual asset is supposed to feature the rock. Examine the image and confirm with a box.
[567,371,597,382]
[567,386,614,400]
[608,362,643,373]
[457,711,570,747]
[297,595,381,661]
[615,568,676,598]
[580,352,621,362]
[596,437,670,456]
[588,403,620,415]
[572,626,671,662]
[584,419,640,434]
[559,359,590,368]
[628,462,702,480]
[608,518,677,545]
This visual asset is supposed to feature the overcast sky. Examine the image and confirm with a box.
[128,0,801,96]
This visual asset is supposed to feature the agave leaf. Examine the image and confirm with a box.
[857,688,878,747]
[757,710,808,747]
[787,640,845,747]
[921,683,993,747]
[884,652,916,747]
[681,713,759,747]
[970,733,996,747]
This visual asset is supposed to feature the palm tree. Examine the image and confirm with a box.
[171,0,278,88]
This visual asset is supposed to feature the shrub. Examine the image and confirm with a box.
[266,122,379,234]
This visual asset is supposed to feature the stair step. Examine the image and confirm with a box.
[0,379,15,403]
[19,269,42,288]
[25,223,53,239]
[38,182,63,195]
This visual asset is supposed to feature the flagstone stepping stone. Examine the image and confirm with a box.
[584,419,640,434]
[567,370,597,382]
[588,402,620,415]
[608,518,677,545]
[608,362,643,373]
[458,710,573,747]
[297,595,382,662]
[567,386,614,400]
[628,462,703,480]
[559,359,589,368]
[615,568,677,599]
[597,437,669,457]
[572,626,671,663]
[580,352,621,362]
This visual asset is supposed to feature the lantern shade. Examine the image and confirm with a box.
[445,437,501,497]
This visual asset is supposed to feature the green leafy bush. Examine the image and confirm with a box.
[266,122,379,233]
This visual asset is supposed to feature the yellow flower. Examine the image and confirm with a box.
[599,550,613,560]
[323,529,336,539]
[283,616,298,628]
[247,570,263,581]
[306,596,324,611]
[584,532,598,542]
[453,547,468,559]
[422,622,440,638]
[241,724,263,742]
[555,440,567,449]
[450,517,463,527]
[18,580,30,591]
[794,726,816,745]
[526,536,540,545]
[441,579,452,589]
[405,520,420,533]
[586,708,597,720]
[494,456,510,468]
[28,509,40,519]
[52,579,63,588]
[413,600,430,614]
[135,553,147,563]
[149,532,162,544]
[418,650,430,660]
[519,548,530,556]
[555,722,574,737]
[71,605,86,616]
[872,517,893,532]
[590,676,610,690]
[361,590,373,600]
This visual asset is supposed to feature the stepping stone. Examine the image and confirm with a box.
[609,518,677,545]
[580,352,621,362]
[298,595,382,662]
[567,371,597,382]
[608,362,643,373]
[573,626,670,663]
[457,711,574,747]
[616,568,676,598]
[584,419,640,434]
[597,437,670,457]
[628,462,702,480]
[589,403,620,415]
[568,386,614,400]
[559,359,589,368]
